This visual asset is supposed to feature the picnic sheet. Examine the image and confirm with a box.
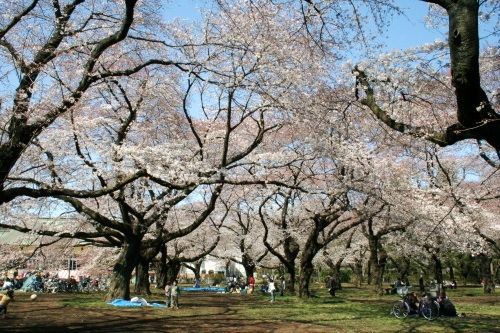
[180,286,226,293]
[107,298,166,307]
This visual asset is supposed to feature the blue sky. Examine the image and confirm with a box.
[161,0,445,51]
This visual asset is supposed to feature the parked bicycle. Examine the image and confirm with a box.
[391,286,440,321]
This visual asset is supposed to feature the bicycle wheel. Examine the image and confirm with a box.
[392,301,409,318]
[421,303,435,321]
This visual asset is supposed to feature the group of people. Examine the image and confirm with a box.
[164,281,180,309]
[406,290,458,317]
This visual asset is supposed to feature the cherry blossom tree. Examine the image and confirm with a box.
[352,1,499,165]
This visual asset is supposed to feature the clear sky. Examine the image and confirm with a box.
[161,1,496,51]
[161,0,446,51]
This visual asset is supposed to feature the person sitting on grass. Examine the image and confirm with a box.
[0,289,14,319]
[437,291,457,317]
[407,292,419,314]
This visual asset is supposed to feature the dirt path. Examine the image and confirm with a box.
[1,292,329,333]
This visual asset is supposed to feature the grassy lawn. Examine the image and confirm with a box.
[5,284,499,332]
[237,286,500,332]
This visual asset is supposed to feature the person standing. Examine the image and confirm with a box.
[328,276,337,297]
[164,282,172,308]
[171,281,180,309]
[419,275,425,293]
[248,275,255,294]
[279,276,286,296]
[268,278,276,303]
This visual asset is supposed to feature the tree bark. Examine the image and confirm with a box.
[432,253,443,285]
[166,259,182,284]
[478,254,495,294]
[299,260,314,298]
[241,253,256,278]
[155,246,168,289]
[134,258,151,295]
[106,237,141,301]
[366,259,372,285]
[449,265,455,282]
[351,258,364,287]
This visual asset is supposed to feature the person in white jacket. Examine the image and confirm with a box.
[268,278,276,303]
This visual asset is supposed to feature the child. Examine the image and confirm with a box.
[0,289,14,318]
[164,282,172,308]
[171,281,180,309]
[268,279,276,303]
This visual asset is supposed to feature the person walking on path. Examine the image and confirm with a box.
[164,282,172,308]
[170,281,180,309]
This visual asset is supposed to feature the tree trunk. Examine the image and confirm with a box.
[283,237,299,294]
[394,257,411,286]
[287,266,296,294]
[166,259,182,284]
[368,237,386,295]
[299,260,314,298]
[192,260,202,281]
[327,258,343,290]
[350,258,364,287]
[241,253,256,278]
[449,265,455,282]
[478,254,495,294]
[366,259,372,285]
[372,250,387,296]
[432,253,443,285]
[446,1,499,150]
[155,246,168,289]
[134,258,151,295]
[106,238,141,301]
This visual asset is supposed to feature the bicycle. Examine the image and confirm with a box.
[391,286,439,321]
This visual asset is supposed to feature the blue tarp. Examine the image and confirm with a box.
[180,286,226,293]
[107,299,166,308]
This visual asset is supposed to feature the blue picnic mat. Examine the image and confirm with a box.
[107,299,166,307]
[180,286,226,293]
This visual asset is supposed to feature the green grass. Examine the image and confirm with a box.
[56,285,499,332]
[237,285,500,332]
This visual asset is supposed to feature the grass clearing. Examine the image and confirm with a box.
[3,285,499,332]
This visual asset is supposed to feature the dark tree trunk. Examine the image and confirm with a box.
[372,250,387,296]
[368,236,387,295]
[326,257,343,290]
[106,237,141,301]
[166,259,182,284]
[432,253,443,285]
[298,230,320,298]
[287,266,296,294]
[446,1,499,150]
[366,259,372,285]
[241,253,256,279]
[351,259,364,287]
[449,265,455,282]
[192,260,202,281]
[392,257,411,286]
[134,258,151,295]
[299,260,314,298]
[155,246,168,289]
[459,253,473,286]
[478,254,495,294]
